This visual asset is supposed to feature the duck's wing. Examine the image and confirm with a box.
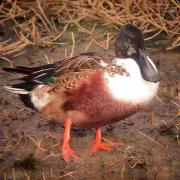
[2,52,114,85]
[54,52,114,77]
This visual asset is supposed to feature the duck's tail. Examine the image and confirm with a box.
[3,64,56,109]
[4,85,29,94]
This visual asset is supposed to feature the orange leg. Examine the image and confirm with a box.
[92,128,123,153]
[61,119,79,161]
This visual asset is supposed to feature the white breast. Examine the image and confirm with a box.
[103,58,159,105]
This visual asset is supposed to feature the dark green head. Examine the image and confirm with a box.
[115,24,145,58]
[115,24,159,83]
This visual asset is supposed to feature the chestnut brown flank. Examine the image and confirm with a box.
[60,72,141,128]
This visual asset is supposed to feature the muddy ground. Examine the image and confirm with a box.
[0,34,180,180]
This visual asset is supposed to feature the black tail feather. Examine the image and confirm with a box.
[4,82,38,109]
[10,82,38,91]
[20,94,36,110]
[3,64,56,84]
[3,66,34,74]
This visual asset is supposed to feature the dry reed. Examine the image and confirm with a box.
[0,0,179,59]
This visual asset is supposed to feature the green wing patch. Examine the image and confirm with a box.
[43,76,54,84]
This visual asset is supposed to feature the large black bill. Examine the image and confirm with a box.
[136,49,159,83]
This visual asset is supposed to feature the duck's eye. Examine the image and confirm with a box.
[127,38,131,43]
[128,38,135,45]
[131,39,135,44]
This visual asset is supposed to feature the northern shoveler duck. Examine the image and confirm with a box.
[3,24,159,161]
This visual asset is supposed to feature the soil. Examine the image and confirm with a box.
[0,36,180,180]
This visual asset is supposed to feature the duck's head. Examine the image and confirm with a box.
[115,24,159,83]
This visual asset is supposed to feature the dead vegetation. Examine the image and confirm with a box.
[14,154,40,170]
[0,0,179,60]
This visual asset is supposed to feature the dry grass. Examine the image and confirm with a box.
[0,0,179,59]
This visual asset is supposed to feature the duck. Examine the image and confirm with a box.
[2,24,159,161]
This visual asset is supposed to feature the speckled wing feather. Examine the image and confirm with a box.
[52,71,94,92]
[54,52,114,77]
[49,52,115,91]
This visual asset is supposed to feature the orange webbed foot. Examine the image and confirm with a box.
[92,142,112,152]
[62,143,79,161]
[61,118,79,161]
[92,128,123,153]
